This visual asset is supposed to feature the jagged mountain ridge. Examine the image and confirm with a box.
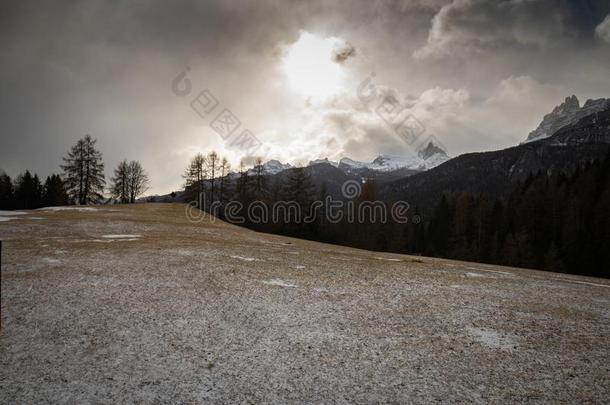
[525,95,610,143]
[252,141,451,176]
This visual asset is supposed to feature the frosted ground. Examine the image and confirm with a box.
[0,204,609,403]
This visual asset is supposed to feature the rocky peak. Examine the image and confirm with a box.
[255,159,292,175]
[308,158,338,167]
[525,95,610,143]
[418,141,448,161]
[559,95,580,112]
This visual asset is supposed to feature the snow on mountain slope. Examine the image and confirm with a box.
[244,159,293,176]
[337,157,367,170]
[334,142,449,173]
[308,158,338,167]
[254,143,449,177]
[261,159,292,174]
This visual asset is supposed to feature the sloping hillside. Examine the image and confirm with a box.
[383,108,610,211]
[1,204,609,402]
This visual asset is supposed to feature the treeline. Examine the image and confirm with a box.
[187,150,610,278]
[183,152,317,238]
[0,134,150,210]
[0,172,68,210]
[423,152,610,277]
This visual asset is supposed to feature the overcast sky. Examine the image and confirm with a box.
[2,0,610,194]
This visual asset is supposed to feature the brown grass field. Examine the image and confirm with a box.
[1,203,609,403]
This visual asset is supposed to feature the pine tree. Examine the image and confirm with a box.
[0,172,14,209]
[427,194,452,256]
[283,167,314,208]
[543,241,565,273]
[43,174,68,207]
[14,171,43,209]
[61,134,105,204]
[281,167,314,235]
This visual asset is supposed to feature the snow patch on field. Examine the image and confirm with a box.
[262,279,296,288]
[230,255,260,262]
[295,265,306,270]
[466,327,516,350]
[0,210,27,216]
[465,272,487,278]
[561,279,610,288]
[42,257,61,265]
[171,249,196,256]
[375,257,402,262]
[39,206,103,212]
[0,217,19,222]
[70,237,139,243]
[463,266,513,277]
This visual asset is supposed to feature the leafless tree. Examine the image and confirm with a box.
[184,153,207,198]
[253,156,265,195]
[110,160,130,203]
[110,160,149,203]
[206,151,219,203]
[219,157,230,204]
[127,160,150,203]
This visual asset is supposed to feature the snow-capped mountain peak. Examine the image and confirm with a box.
[369,154,422,171]
[262,159,292,174]
[335,145,449,174]
[308,158,339,167]
[258,145,450,178]
[337,157,367,171]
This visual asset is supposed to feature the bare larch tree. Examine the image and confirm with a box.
[61,134,105,204]
[110,160,150,203]
[110,160,130,203]
[219,157,230,205]
[128,160,149,203]
[206,151,219,203]
[184,153,207,203]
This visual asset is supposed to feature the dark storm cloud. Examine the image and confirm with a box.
[415,0,610,59]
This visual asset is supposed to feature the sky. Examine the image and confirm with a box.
[1,0,610,195]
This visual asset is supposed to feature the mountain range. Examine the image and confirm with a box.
[268,95,610,205]
[146,95,610,206]
[252,141,450,177]
[256,95,609,179]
